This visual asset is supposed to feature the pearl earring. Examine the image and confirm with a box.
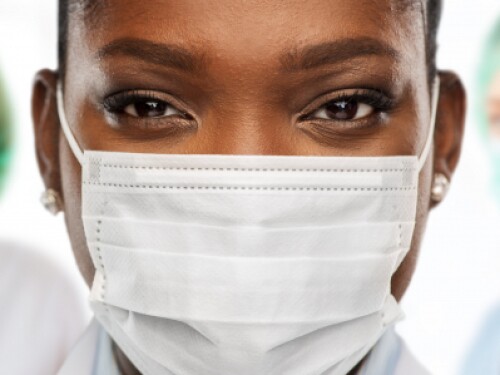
[431,173,450,203]
[40,189,63,215]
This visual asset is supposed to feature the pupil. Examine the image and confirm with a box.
[135,100,167,117]
[325,100,358,120]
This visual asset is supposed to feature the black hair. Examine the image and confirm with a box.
[58,0,443,84]
[426,0,443,82]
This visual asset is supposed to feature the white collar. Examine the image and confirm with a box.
[57,319,100,375]
[359,327,431,375]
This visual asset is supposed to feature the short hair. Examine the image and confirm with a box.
[58,0,443,84]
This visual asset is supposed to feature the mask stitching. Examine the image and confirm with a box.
[83,182,417,191]
[99,165,415,173]
[93,157,107,306]
[95,218,106,301]
[398,224,402,249]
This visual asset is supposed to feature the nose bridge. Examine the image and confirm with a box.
[192,51,300,155]
[201,94,296,156]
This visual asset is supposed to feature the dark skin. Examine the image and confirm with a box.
[32,1,466,374]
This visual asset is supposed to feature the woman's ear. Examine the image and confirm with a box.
[32,69,63,203]
[431,70,467,208]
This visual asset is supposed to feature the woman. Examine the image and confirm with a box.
[32,0,466,374]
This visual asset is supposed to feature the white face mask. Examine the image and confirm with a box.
[57,79,439,375]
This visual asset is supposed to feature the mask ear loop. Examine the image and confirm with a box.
[417,77,441,172]
[56,82,84,165]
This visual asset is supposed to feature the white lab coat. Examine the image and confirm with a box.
[59,319,431,375]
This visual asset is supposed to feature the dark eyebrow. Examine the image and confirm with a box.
[96,37,206,73]
[281,37,401,72]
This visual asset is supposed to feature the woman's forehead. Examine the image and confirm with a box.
[76,0,422,20]
[71,0,425,62]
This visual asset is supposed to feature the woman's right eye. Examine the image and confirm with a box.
[123,98,184,118]
[104,90,191,120]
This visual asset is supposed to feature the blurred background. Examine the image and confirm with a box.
[0,1,499,374]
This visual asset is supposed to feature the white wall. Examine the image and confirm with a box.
[397,1,500,374]
[0,0,91,336]
[0,1,89,307]
[0,1,498,374]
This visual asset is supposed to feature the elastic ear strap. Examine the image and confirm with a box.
[417,77,441,172]
[56,82,84,165]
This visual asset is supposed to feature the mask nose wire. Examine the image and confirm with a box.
[56,81,84,165]
[57,78,440,169]
[417,77,441,172]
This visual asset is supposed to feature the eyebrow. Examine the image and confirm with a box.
[280,37,401,72]
[96,36,399,75]
[96,37,206,73]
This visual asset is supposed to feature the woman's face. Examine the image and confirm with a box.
[488,71,500,139]
[34,0,465,299]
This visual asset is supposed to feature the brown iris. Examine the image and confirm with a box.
[131,100,169,118]
[324,100,359,120]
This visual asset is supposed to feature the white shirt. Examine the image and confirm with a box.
[59,320,430,375]
[0,242,89,375]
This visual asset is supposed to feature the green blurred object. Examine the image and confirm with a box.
[478,18,500,136]
[479,18,500,203]
[0,69,12,194]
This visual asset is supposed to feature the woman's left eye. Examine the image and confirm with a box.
[309,99,375,121]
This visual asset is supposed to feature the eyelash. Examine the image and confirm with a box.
[301,90,394,122]
[103,90,193,124]
[106,90,153,110]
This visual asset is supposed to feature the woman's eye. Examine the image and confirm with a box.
[123,99,183,118]
[310,99,375,121]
